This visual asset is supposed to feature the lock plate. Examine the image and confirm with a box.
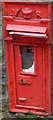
[18,75,32,85]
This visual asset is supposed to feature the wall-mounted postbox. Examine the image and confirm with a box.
[2,2,51,116]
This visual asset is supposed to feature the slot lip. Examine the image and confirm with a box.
[9,31,48,39]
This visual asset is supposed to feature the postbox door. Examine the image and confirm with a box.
[14,45,43,108]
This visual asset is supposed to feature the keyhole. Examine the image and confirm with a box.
[21,79,23,84]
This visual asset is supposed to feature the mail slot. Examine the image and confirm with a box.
[2,2,51,116]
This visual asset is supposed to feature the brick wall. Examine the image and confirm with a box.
[0,2,2,119]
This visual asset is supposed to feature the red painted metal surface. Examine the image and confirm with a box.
[6,24,47,33]
[2,2,51,116]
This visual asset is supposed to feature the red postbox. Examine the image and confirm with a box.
[2,2,51,116]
